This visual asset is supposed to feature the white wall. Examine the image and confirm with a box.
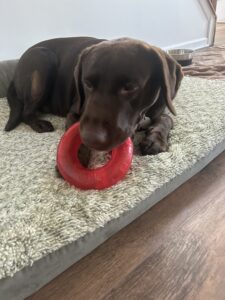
[0,0,214,60]
[217,0,225,22]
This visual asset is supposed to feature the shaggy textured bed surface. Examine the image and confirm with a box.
[1,77,225,280]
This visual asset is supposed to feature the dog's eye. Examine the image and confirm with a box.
[120,83,139,94]
[84,80,94,90]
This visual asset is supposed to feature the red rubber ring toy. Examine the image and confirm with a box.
[57,122,133,190]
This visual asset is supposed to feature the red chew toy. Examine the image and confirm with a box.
[57,122,133,190]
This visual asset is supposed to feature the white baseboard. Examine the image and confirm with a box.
[162,38,209,51]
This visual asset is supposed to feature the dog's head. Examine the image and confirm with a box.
[74,38,183,151]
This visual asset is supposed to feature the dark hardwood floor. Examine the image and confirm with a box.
[28,24,225,300]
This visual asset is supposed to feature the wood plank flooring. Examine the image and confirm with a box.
[28,24,225,300]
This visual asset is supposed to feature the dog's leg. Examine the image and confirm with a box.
[23,67,55,133]
[23,109,54,133]
[23,114,54,134]
[139,114,173,155]
[65,103,81,130]
[13,47,58,133]
[5,82,24,131]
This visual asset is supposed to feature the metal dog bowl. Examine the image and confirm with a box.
[167,49,194,66]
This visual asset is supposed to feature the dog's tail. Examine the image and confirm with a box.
[4,82,23,131]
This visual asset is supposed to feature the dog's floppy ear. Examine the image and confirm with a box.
[148,46,183,115]
[73,46,93,116]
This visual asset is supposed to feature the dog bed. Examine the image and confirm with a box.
[1,76,225,299]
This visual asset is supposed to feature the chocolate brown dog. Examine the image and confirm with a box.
[5,37,183,155]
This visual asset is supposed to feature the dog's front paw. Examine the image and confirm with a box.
[139,131,168,155]
[31,120,54,133]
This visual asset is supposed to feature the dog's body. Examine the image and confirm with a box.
[5,37,183,155]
